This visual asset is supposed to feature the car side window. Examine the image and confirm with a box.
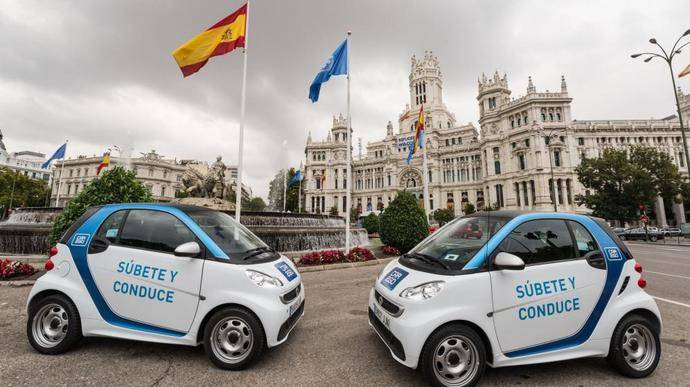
[95,210,127,243]
[499,219,576,265]
[118,210,197,254]
[568,221,598,257]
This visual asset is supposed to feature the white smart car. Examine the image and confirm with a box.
[27,203,304,369]
[369,211,661,386]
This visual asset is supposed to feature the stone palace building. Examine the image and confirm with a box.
[303,51,690,226]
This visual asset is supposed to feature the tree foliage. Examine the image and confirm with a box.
[379,191,429,253]
[0,167,50,216]
[362,212,380,234]
[245,197,267,211]
[463,202,476,215]
[267,168,301,212]
[49,167,152,244]
[575,146,688,223]
[432,208,455,225]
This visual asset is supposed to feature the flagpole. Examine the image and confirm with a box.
[234,0,250,227]
[345,31,352,254]
[421,118,430,218]
[283,169,288,212]
[55,140,68,207]
[298,161,303,213]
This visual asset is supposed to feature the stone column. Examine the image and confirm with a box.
[673,201,686,225]
[655,196,667,227]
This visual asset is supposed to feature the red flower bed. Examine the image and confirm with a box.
[0,259,37,279]
[382,246,401,256]
[429,225,438,234]
[347,247,375,262]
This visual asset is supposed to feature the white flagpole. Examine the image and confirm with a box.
[298,161,303,213]
[421,119,430,218]
[234,0,250,228]
[55,140,68,207]
[345,31,352,254]
[283,169,288,212]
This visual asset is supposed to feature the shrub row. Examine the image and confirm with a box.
[297,247,375,266]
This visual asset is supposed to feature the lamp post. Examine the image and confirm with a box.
[539,127,561,212]
[631,29,690,172]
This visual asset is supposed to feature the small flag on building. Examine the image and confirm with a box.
[172,3,248,77]
[406,105,425,164]
[309,39,348,102]
[679,63,690,78]
[41,143,67,169]
[97,153,111,175]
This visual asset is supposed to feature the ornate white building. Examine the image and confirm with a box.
[0,130,51,181]
[304,51,690,226]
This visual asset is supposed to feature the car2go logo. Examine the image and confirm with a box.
[380,267,409,290]
[275,261,297,282]
[71,233,91,247]
[605,247,622,260]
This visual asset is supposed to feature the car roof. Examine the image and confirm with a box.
[99,202,218,214]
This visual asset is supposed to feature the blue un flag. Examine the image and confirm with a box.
[309,39,348,103]
[41,143,67,169]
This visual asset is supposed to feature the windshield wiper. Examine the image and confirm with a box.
[405,252,450,270]
[241,246,274,261]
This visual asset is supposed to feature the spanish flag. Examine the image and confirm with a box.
[172,4,247,77]
[679,63,690,78]
[97,153,111,175]
[406,105,425,164]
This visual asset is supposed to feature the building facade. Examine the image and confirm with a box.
[0,130,51,181]
[304,51,690,226]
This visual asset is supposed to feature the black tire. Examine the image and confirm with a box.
[27,294,82,355]
[203,306,266,370]
[420,324,486,387]
[608,314,661,378]
[649,235,658,242]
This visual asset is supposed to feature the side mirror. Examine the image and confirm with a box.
[174,241,201,258]
[494,252,525,271]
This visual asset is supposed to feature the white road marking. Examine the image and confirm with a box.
[645,271,690,280]
[627,244,690,253]
[652,296,690,308]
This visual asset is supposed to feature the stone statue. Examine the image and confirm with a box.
[210,155,227,199]
[180,156,229,200]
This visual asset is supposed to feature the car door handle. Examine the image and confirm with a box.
[584,250,606,270]
[88,237,109,254]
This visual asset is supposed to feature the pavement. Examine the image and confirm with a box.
[1,243,689,386]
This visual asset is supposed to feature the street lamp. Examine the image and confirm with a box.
[539,127,561,212]
[631,29,690,172]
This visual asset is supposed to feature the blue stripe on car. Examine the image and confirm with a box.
[68,204,229,337]
[462,213,626,358]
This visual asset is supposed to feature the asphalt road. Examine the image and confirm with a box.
[1,243,689,386]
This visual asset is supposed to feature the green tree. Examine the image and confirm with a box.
[379,191,429,253]
[362,212,380,234]
[329,206,339,216]
[245,197,267,211]
[0,167,50,215]
[463,203,476,215]
[432,208,455,225]
[350,206,361,223]
[575,146,688,223]
[267,168,300,212]
[49,167,152,244]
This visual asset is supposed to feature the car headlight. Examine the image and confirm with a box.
[245,270,283,288]
[399,281,445,300]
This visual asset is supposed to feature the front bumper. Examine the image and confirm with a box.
[262,282,305,347]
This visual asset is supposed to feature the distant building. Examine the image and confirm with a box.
[304,51,690,226]
[0,130,51,181]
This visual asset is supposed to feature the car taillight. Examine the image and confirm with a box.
[49,246,58,257]
[634,262,642,273]
[638,277,647,288]
[45,259,54,271]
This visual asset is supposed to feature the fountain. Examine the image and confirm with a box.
[0,207,61,255]
[0,207,368,255]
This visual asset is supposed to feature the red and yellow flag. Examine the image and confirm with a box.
[679,64,690,78]
[172,4,247,77]
[97,153,110,175]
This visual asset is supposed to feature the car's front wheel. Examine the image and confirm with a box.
[420,324,486,387]
[609,314,661,378]
[27,294,82,355]
[203,306,266,370]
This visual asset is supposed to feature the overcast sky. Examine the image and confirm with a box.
[1,0,689,199]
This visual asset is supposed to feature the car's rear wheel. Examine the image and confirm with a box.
[27,294,82,355]
[203,306,265,370]
[609,314,660,378]
[420,324,486,387]
[649,235,658,242]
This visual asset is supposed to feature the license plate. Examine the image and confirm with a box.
[288,294,302,317]
[372,302,390,328]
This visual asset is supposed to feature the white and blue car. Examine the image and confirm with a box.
[369,211,661,386]
[26,203,304,370]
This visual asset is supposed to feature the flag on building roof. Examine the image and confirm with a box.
[288,170,302,186]
[172,3,247,77]
[406,105,425,164]
[309,39,348,102]
[679,63,690,78]
[41,143,67,169]
[96,153,111,175]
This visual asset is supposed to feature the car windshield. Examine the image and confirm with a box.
[403,215,511,271]
[188,210,270,260]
